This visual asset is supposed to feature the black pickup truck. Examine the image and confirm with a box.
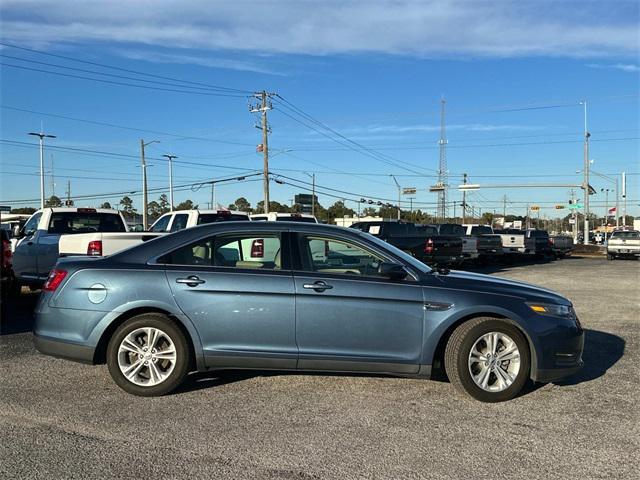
[349,221,463,266]
[462,224,504,262]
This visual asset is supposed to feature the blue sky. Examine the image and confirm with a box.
[1,0,638,218]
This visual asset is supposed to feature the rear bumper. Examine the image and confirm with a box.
[33,334,95,364]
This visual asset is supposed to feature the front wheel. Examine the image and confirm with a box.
[107,313,192,396]
[445,318,531,402]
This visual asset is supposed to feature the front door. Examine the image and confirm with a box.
[293,233,424,374]
[12,212,42,282]
[163,231,297,369]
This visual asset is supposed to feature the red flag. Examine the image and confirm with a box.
[608,207,616,215]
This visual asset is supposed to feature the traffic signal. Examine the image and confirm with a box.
[555,205,565,209]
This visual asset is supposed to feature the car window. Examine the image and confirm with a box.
[611,231,639,239]
[170,214,189,232]
[47,212,126,234]
[471,226,493,235]
[22,212,42,236]
[162,233,282,270]
[150,214,171,232]
[439,224,465,236]
[197,213,249,224]
[299,235,386,277]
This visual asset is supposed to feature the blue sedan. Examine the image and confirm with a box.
[34,222,584,402]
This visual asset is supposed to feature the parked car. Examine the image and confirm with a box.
[1,228,17,295]
[350,221,463,266]
[549,235,574,258]
[34,221,583,402]
[462,225,504,262]
[493,228,527,256]
[523,229,553,257]
[429,223,479,262]
[606,230,640,260]
[250,212,318,223]
[60,209,250,260]
[12,208,129,288]
[150,209,250,232]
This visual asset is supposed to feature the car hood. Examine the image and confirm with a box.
[435,270,571,306]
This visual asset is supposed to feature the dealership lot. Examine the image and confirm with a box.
[1,257,638,479]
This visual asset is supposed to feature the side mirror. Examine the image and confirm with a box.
[12,225,24,239]
[378,262,408,280]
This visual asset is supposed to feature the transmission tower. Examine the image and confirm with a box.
[437,97,448,219]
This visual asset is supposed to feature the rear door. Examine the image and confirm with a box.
[12,212,42,281]
[292,232,424,373]
[163,230,297,369]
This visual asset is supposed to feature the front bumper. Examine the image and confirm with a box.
[530,314,584,383]
[33,334,95,364]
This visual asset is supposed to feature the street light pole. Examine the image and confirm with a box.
[162,154,178,211]
[390,175,401,220]
[580,101,591,244]
[28,131,56,209]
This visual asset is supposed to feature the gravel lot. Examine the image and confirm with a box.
[1,257,638,479]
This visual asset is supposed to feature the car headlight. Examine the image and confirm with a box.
[527,302,574,318]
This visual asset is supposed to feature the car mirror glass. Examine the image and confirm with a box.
[378,262,408,280]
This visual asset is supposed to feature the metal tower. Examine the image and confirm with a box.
[437,97,448,219]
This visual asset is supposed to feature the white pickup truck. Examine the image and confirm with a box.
[60,209,250,258]
[12,208,139,287]
[493,228,528,255]
[607,230,640,260]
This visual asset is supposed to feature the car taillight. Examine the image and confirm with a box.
[250,239,264,258]
[424,238,434,254]
[2,239,11,267]
[43,269,68,292]
[87,240,103,256]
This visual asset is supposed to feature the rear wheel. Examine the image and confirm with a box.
[107,313,191,396]
[445,317,530,402]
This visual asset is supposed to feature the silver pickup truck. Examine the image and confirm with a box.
[607,230,640,260]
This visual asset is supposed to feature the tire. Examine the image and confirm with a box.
[107,313,192,396]
[445,317,531,402]
[606,254,614,260]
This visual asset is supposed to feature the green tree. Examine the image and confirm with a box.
[254,201,290,213]
[228,197,252,212]
[119,196,136,218]
[45,195,62,207]
[158,194,170,214]
[361,207,377,217]
[147,201,162,220]
[326,201,355,221]
[99,202,112,209]
[175,199,198,211]
[10,207,37,214]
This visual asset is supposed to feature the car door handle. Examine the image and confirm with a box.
[303,281,333,292]
[175,275,205,287]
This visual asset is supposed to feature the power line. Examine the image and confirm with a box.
[0,62,249,98]
[1,105,255,147]
[0,41,253,94]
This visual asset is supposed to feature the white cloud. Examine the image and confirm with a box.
[0,0,637,59]
[115,50,286,76]
[587,63,640,73]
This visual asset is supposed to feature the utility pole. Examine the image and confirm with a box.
[311,173,316,217]
[66,180,71,206]
[210,183,215,209]
[28,131,56,209]
[437,97,448,220]
[140,139,159,230]
[601,188,610,230]
[250,91,274,213]
[580,101,590,244]
[461,173,468,224]
[502,194,507,218]
[622,171,627,226]
[162,154,178,211]
[570,189,577,242]
[390,175,401,220]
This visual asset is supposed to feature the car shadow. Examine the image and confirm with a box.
[0,291,39,335]
[552,328,625,386]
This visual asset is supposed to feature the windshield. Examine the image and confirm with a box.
[358,231,432,274]
[611,231,640,239]
[471,226,493,235]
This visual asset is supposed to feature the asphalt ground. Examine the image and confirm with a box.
[1,257,638,479]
